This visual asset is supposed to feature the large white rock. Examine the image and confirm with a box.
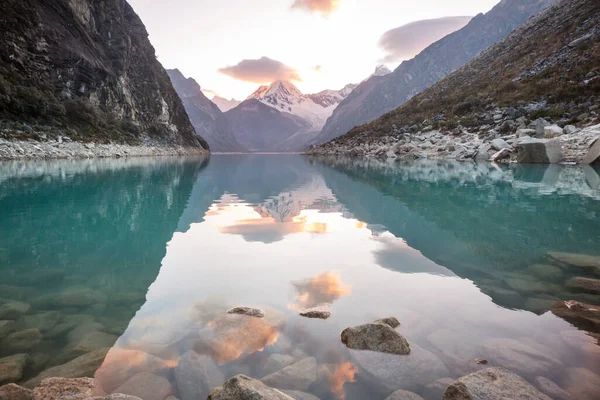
[261,357,317,392]
[210,375,293,400]
[516,138,563,163]
[543,124,564,138]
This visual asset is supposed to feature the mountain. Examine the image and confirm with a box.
[311,0,600,163]
[212,96,241,112]
[308,84,358,108]
[312,0,555,145]
[223,99,311,151]
[167,69,245,152]
[0,0,207,153]
[370,65,392,78]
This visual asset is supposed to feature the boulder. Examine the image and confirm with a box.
[516,128,536,137]
[341,323,410,355]
[51,288,107,308]
[529,118,550,137]
[16,312,61,333]
[583,137,600,165]
[442,367,551,399]
[374,317,400,328]
[0,383,33,400]
[534,376,572,400]
[491,138,510,151]
[174,351,224,400]
[298,305,331,320]
[209,375,293,400]
[32,377,100,400]
[548,252,600,274]
[562,367,600,400]
[516,138,563,163]
[264,354,297,376]
[543,124,564,138]
[475,144,492,161]
[0,321,16,337]
[0,302,31,320]
[567,277,600,294]
[423,378,456,399]
[45,321,77,339]
[261,357,317,391]
[24,348,109,388]
[113,372,173,400]
[227,307,265,318]
[2,329,42,352]
[58,332,117,363]
[564,125,578,134]
[349,345,449,392]
[282,391,320,400]
[0,354,29,384]
[526,264,563,280]
[385,389,424,400]
[67,322,105,343]
[551,300,600,333]
[490,148,510,162]
[480,338,560,375]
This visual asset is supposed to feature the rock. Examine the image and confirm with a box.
[530,118,551,137]
[341,323,410,355]
[534,377,572,400]
[442,367,551,399]
[2,329,42,352]
[423,378,456,399]
[548,252,600,274]
[0,321,16,337]
[0,354,28,384]
[516,138,563,163]
[543,124,564,138]
[174,351,224,400]
[0,383,33,400]
[24,348,109,388]
[526,264,563,280]
[100,395,143,400]
[504,277,560,293]
[16,312,61,333]
[567,277,600,294]
[562,367,600,400]
[209,375,293,400]
[373,317,400,328]
[583,137,600,164]
[480,338,560,375]
[298,305,331,319]
[0,302,30,320]
[45,322,77,339]
[67,322,105,343]
[33,377,100,400]
[564,125,578,134]
[551,301,600,333]
[349,345,449,392]
[58,332,117,363]
[475,144,492,161]
[114,372,173,400]
[568,33,593,48]
[261,357,317,391]
[51,288,106,308]
[227,307,265,318]
[282,391,320,400]
[516,128,537,137]
[491,138,509,151]
[524,297,557,314]
[426,328,481,362]
[385,389,424,400]
[490,148,510,162]
[264,354,297,376]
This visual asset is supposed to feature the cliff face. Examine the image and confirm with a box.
[313,0,555,145]
[167,69,245,152]
[0,0,208,151]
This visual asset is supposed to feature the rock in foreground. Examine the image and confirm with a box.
[209,374,294,400]
[0,383,33,400]
[32,377,99,400]
[442,367,551,400]
[227,307,265,318]
[516,138,563,164]
[341,323,410,355]
[374,317,401,328]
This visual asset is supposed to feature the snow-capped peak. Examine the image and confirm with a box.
[371,65,392,77]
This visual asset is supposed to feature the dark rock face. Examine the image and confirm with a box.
[0,0,207,150]
[313,0,554,144]
[167,69,244,152]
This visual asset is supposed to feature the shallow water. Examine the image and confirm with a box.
[1,155,600,399]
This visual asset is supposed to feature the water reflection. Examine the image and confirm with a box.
[290,272,352,310]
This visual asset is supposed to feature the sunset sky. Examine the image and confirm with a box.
[129,0,499,100]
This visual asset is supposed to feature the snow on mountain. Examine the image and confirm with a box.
[212,96,241,112]
[371,65,392,78]
[247,80,355,130]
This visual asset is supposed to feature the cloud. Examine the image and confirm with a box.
[291,0,340,16]
[313,65,323,72]
[379,16,472,63]
[218,56,301,84]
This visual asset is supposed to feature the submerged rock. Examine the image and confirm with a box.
[534,376,572,400]
[32,377,99,400]
[0,354,29,384]
[58,332,117,364]
[113,372,173,400]
[0,321,16,338]
[374,317,400,328]
[0,301,31,320]
[209,374,294,399]
[298,305,331,320]
[516,138,563,163]
[567,277,600,294]
[227,307,265,318]
[480,338,560,375]
[551,300,600,333]
[282,390,320,400]
[261,357,317,391]
[174,350,224,400]
[50,288,107,308]
[16,312,61,333]
[0,383,33,400]
[547,252,600,274]
[2,329,42,352]
[264,354,297,376]
[442,367,551,399]
[385,389,424,400]
[562,367,600,400]
[341,323,410,355]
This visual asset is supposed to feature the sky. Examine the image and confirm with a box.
[129,0,499,100]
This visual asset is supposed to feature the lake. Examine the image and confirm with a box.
[1,155,599,400]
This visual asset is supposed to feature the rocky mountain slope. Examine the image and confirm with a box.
[311,0,600,164]
[313,0,555,145]
[212,96,241,112]
[0,0,208,156]
[167,69,245,152]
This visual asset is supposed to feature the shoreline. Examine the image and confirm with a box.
[0,138,208,160]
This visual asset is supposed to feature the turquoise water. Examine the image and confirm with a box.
[1,155,599,399]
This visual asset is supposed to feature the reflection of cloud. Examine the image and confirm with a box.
[291,271,351,310]
[218,57,301,84]
[313,65,323,72]
[379,16,471,62]
[328,362,358,400]
[292,0,340,16]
